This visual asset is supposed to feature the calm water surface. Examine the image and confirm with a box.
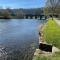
[0,19,45,60]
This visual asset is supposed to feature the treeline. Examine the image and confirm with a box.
[0,8,44,19]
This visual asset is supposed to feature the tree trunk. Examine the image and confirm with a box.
[52,9,54,20]
[52,14,53,20]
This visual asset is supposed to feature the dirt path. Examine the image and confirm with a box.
[55,18,60,25]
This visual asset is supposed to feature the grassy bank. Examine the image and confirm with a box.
[43,18,60,48]
[33,18,60,60]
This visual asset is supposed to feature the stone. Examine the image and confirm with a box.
[52,46,60,53]
[34,49,41,55]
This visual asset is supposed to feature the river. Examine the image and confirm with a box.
[0,19,46,60]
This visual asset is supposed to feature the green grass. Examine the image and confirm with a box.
[32,18,60,60]
[43,18,60,48]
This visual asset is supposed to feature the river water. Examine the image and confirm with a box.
[0,19,45,60]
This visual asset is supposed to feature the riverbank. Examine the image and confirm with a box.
[43,18,60,48]
[32,18,60,60]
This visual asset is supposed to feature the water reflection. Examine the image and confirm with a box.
[0,19,46,60]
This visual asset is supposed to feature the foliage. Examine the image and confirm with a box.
[44,7,49,16]
[2,10,11,19]
[16,10,25,18]
[0,8,44,19]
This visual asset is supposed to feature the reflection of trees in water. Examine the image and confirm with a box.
[6,42,38,60]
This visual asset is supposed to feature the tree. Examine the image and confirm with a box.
[16,10,25,19]
[2,9,11,19]
[46,0,60,20]
[44,7,49,18]
[35,8,43,15]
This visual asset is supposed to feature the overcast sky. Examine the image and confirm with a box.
[0,0,46,9]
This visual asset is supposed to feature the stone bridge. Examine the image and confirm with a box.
[24,14,47,20]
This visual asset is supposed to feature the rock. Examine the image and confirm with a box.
[52,46,60,53]
[34,49,52,56]
[34,49,42,56]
